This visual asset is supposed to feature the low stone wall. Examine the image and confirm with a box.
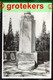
[3,51,17,62]
[3,51,49,64]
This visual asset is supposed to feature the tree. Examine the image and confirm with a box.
[6,18,14,50]
[41,21,46,36]
[36,37,39,51]
[14,31,19,51]
[36,21,50,51]
[4,32,6,50]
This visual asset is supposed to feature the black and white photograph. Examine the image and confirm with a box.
[2,12,52,78]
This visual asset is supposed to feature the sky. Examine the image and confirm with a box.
[2,12,52,38]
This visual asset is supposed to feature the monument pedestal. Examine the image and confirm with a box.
[17,52,37,70]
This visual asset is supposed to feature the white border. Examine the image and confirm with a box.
[2,3,52,79]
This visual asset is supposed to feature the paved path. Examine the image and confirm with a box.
[3,61,50,78]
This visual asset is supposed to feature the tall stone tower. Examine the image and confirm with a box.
[18,12,37,70]
[19,12,35,53]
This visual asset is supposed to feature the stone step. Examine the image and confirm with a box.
[18,60,35,70]
[17,53,37,61]
[18,60,35,65]
[18,53,34,61]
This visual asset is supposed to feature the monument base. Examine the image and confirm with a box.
[17,52,37,71]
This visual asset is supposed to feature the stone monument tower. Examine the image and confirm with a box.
[19,12,35,53]
[18,12,37,70]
